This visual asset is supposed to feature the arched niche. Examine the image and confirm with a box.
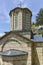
[1,39,23,51]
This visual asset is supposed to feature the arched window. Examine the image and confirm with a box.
[15,11,19,29]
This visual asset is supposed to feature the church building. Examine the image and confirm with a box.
[0,7,43,65]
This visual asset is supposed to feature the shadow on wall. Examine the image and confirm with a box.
[2,54,28,65]
[32,44,40,65]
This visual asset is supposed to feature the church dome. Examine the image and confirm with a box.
[9,7,32,16]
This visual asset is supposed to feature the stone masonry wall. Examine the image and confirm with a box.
[32,43,43,65]
[0,34,32,65]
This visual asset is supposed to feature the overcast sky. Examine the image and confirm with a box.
[0,0,43,35]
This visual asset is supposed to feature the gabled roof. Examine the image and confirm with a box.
[0,31,43,43]
[0,31,33,44]
[9,7,32,16]
[0,49,27,56]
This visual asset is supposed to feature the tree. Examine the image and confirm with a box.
[31,22,36,32]
[36,8,43,26]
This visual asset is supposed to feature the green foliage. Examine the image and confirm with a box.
[32,22,35,25]
[38,30,43,35]
[31,22,36,32]
[36,8,43,26]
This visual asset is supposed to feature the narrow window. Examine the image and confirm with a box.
[15,12,18,29]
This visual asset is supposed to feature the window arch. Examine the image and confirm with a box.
[1,39,23,51]
[15,11,19,29]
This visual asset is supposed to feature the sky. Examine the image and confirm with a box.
[0,0,43,35]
